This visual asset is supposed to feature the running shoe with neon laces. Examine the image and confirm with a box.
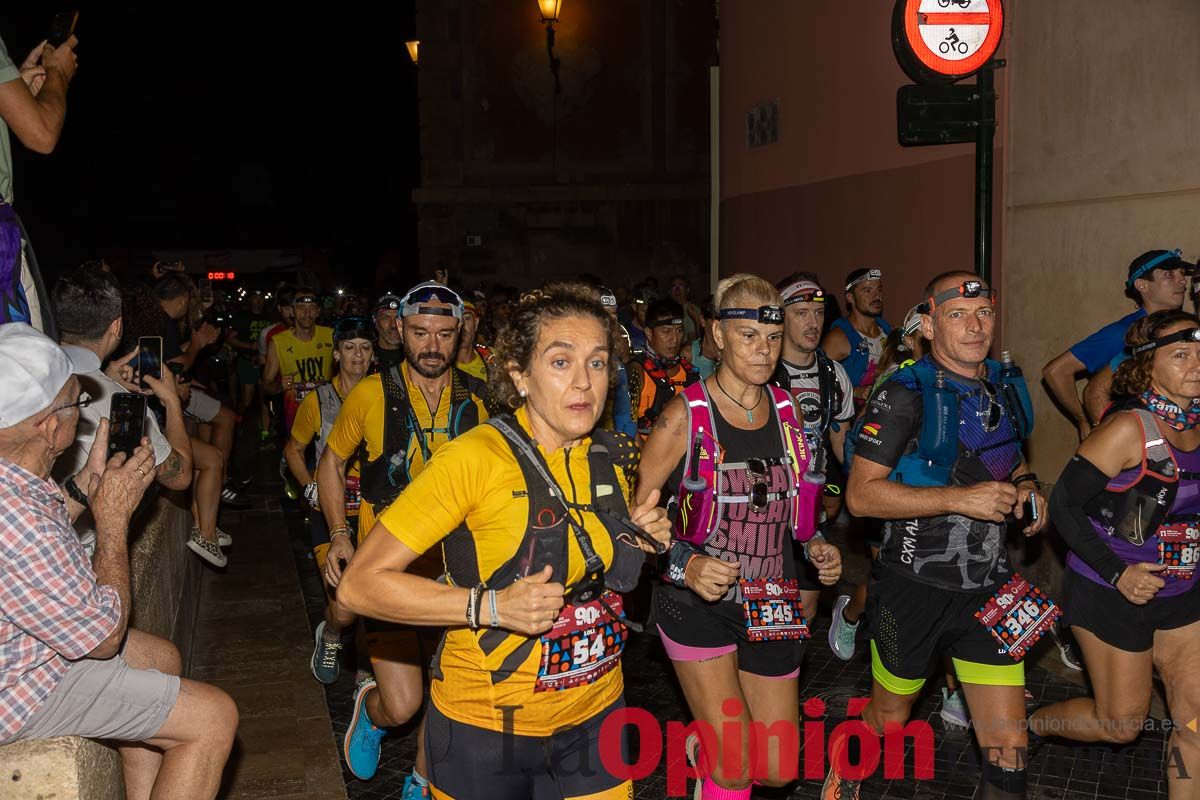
[828,594,859,661]
[310,621,343,685]
[344,680,386,780]
[821,754,862,800]
[939,686,970,728]
[401,773,431,799]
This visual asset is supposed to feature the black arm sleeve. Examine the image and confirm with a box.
[1050,455,1128,587]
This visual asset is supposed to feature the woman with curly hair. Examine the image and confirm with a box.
[1032,309,1200,797]
[338,282,671,799]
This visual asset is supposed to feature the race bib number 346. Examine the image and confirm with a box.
[975,574,1061,661]
[535,591,627,693]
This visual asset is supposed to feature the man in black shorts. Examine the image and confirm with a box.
[825,271,1048,800]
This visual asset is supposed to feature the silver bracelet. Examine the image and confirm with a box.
[488,589,500,629]
[466,586,479,630]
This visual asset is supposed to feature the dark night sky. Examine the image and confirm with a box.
[0,4,420,285]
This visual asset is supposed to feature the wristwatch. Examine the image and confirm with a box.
[65,475,89,508]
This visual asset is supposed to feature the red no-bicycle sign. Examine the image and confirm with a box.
[893,0,1003,83]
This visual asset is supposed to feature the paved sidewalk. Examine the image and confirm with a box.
[190,479,347,800]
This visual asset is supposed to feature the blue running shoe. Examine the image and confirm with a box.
[344,680,386,780]
[401,772,431,799]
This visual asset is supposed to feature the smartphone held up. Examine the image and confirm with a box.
[107,393,146,461]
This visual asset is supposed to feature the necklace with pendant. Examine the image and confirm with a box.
[715,373,762,422]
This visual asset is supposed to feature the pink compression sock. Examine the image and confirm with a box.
[701,778,752,799]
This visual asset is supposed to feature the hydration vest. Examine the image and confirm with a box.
[313,382,343,466]
[673,381,820,547]
[634,353,700,438]
[1085,408,1200,546]
[358,365,487,508]
[440,417,646,595]
[769,351,845,437]
[831,316,892,387]
[846,357,1034,488]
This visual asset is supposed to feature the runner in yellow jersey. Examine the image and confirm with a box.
[282,317,374,686]
[263,288,334,431]
[338,284,672,800]
[315,282,488,796]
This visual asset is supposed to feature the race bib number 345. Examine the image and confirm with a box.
[535,591,627,693]
[975,574,1061,661]
[741,578,809,642]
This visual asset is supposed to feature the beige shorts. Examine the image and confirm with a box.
[5,654,180,745]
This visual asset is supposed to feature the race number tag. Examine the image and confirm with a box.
[535,591,627,693]
[344,476,362,515]
[975,574,1061,661]
[740,578,809,642]
[1156,521,1200,580]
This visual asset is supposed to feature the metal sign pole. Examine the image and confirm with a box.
[973,59,1003,286]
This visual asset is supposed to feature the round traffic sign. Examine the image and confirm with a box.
[893,0,1004,83]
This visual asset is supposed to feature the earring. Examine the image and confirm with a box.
[519,388,527,397]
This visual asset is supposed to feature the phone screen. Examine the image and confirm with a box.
[47,11,78,47]
[107,393,147,460]
[137,336,163,389]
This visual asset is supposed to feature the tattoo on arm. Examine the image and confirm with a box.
[157,450,184,483]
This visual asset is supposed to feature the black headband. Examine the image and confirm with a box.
[1131,327,1200,356]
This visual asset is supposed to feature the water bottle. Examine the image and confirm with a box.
[681,429,707,492]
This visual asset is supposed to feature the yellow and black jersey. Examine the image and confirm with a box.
[376,406,638,737]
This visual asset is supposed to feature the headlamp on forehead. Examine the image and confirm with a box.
[598,287,617,309]
[649,316,685,329]
[375,293,402,312]
[400,281,464,320]
[922,280,996,313]
[293,293,318,305]
[781,281,825,306]
[1131,327,1200,356]
[718,305,784,325]
[845,269,883,292]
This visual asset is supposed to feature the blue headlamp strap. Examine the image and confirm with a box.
[717,305,784,325]
[1126,249,1182,288]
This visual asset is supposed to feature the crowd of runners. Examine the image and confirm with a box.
[252,251,1197,800]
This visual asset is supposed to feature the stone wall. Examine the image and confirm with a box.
[413,0,715,291]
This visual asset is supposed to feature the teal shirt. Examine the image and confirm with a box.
[690,339,717,379]
[0,35,20,204]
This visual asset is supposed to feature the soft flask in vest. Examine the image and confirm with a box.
[675,428,717,546]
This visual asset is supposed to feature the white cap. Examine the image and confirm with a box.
[0,324,91,429]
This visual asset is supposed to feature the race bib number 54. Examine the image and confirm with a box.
[975,574,1061,661]
[535,591,627,693]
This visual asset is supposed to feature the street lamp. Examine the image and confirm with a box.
[537,0,563,24]
[405,40,419,66]
[536,0,563,94]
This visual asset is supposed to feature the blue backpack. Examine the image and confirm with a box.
[843,357,1034,487]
